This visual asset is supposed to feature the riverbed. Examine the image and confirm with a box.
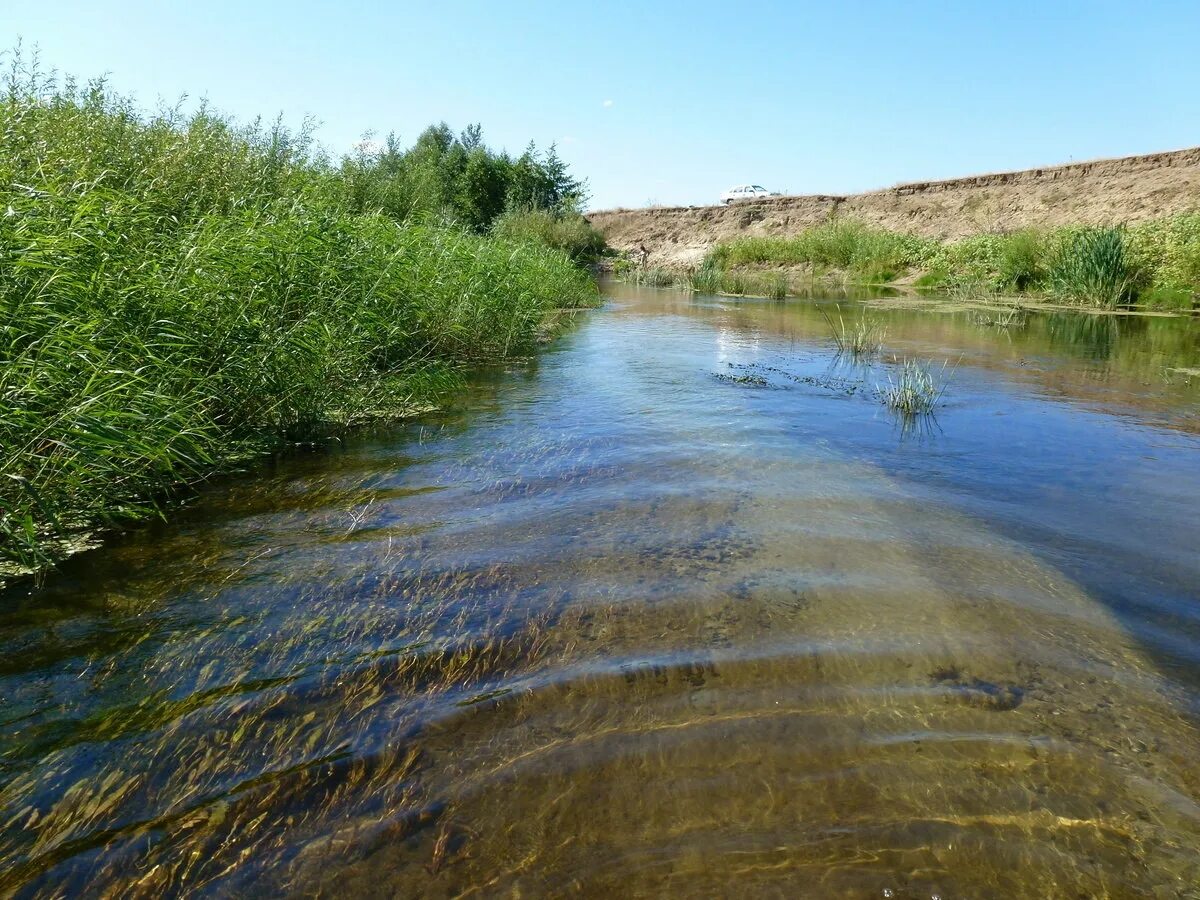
[2,283,1198,897]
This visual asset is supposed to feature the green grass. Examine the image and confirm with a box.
[491,207,607,262]
[880,359,946,416]
[1139,284,1196,311]
[685,261,790,298]
[819,307,886,359]
[1049,227,1133,307]
[702,216,1200,309]
[764,272,789,300]
[710,221,935,275]
[689,259,724,294]
[629,267,679,286]
[0,53,598,578]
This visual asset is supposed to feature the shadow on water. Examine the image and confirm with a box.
[2,280,1199,896]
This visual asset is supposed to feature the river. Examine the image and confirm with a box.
[2,283,1198,897]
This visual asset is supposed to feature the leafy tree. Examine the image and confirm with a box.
[340,126,588,231]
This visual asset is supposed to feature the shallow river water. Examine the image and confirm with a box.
[2,283,1200,898]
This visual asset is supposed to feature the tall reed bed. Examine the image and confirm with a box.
[0,58,597,576]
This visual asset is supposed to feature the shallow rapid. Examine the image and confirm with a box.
[2,284,1199,898]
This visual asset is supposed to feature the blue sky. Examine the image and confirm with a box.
[5,1,1198,209]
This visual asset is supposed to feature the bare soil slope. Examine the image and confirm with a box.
[589,148,1200,269]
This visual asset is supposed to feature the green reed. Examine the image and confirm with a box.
[491,207,607,262]
[0,53,598,577]
[1049,227,1133,306]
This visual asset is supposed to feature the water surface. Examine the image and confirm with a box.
[3,284,1199,898]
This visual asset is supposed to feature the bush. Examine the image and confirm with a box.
[1127,213,1200,305]
[996,230,1048,290]
[491,207,607,261]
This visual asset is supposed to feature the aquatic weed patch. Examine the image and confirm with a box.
[718,362,867,397]
[712,366,770,387]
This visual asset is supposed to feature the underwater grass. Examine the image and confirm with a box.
[0,55,598,578]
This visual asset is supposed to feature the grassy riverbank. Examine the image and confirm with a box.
[0,56,600,577]
[686,218,1200,309]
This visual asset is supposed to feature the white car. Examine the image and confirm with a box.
[721,184,775,204]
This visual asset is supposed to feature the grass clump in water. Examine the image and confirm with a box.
[686,262,789,299]
[0,51,598,577]
[764,272,789,300]
[819,306,886,359]
[689,259,724,294]
[880,359,947,417]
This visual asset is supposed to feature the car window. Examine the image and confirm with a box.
[753,185,766,191]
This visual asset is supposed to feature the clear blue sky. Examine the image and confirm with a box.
[5,0,1198,209]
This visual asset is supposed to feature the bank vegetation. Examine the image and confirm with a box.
[0,49,604,577]
[619,217,1200,311]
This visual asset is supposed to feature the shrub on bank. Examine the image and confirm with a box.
[491,207,607,262]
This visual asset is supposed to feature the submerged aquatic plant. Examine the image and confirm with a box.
[880,358,948,416]
[971,305,1027,328]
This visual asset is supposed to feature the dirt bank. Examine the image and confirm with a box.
[588,147,1200,269]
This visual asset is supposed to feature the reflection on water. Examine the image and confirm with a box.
[2,284,1199,897]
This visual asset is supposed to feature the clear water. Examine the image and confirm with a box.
[2,284,1199,898]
